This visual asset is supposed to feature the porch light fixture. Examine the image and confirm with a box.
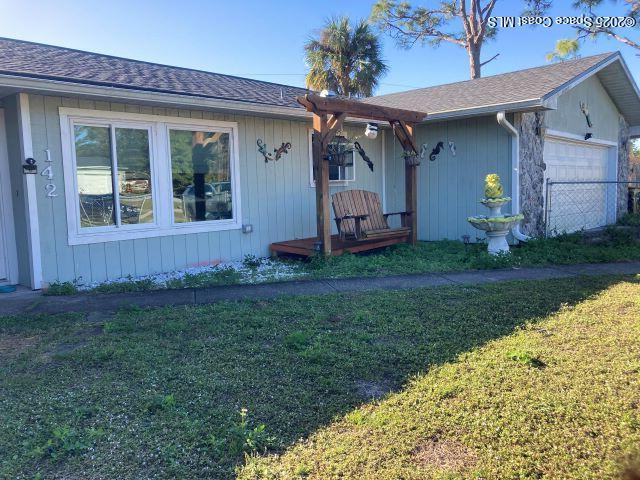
[23,157,37,174]
[364,122,378,139]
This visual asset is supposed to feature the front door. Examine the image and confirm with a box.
[0,108,17,285]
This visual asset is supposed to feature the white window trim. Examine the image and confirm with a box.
[59,108,242,245]
[307,129,356,187]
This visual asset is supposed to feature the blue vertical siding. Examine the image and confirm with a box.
[30,93,513,285]
[384,115,512,241]
[30,95,385,285]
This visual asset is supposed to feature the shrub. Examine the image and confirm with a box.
[144,394,176,413]
[242,254,263,269]
[283,331,311,351]
[507,349,546,368]
[44,282,78,296]
[92,278,157,294]
[617,213,640,227]
[32,426,103,461]
[208,409,272,459]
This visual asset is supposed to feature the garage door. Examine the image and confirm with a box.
[544,137,613,233]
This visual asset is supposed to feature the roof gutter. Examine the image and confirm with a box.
[497,111,531,242]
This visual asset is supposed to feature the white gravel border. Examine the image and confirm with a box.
[78,257,307,291]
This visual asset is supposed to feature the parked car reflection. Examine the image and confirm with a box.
[179,181,232,221]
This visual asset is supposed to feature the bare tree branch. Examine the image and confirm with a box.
[371,0,550,78]
[575,25,640,52]
[480,52,500,66]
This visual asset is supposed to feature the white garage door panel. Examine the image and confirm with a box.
[544,137,612,234]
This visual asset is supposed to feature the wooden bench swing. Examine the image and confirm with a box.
[332,189,411,242]
[270,93,427,258]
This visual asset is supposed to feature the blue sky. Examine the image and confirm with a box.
[0,0,638,95]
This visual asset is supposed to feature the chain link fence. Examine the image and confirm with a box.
[544,180,640,237]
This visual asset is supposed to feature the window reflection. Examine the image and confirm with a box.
[116,128,153,224]
[74,125,115,228]
[169,129,232,223]
[74,125,154,228]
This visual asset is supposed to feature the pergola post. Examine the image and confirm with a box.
[404,123,418,245]
[299,94,426,255]
[390,120,419,245]
[405,161,418,245]
[312,112,347,256]
[312,114,331,256]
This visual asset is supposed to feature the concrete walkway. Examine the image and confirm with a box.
[1,261,639,316]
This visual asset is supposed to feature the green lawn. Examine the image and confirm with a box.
[303,229,640,279]
[1,275,639,479]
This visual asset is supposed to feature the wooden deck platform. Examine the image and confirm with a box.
[270,234,409,258]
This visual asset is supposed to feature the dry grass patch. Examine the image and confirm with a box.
[411,438,477,473]
[0,333,40,360]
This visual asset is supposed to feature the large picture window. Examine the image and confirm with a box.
[61,109,241,245]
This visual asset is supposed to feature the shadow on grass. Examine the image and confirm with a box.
[0,275,630,479]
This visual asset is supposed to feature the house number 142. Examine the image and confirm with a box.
[41,149,58,198]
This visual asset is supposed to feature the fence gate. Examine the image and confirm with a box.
[544,180,640,236]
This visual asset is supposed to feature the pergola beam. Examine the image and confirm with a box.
[298,94,427,256]
[323,112,347,147]
[298,94,426,124]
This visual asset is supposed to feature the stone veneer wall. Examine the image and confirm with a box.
[618,115,631,217]
[518,112,546,237]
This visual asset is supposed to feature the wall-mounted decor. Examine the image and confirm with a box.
[429,141,444,161]
[419,143,429,159]
[418,141,455,161]
[579,101,593,128]
[257,138,292,163]
[41,149,58,198]
[353,141,374,172]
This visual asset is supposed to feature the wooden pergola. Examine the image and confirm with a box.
[270,93,427,257]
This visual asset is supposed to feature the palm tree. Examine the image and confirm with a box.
[304,16,388,98]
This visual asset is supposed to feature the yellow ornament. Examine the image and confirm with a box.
[484,174,504,199]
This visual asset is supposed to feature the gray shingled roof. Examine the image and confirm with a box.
[363,53,617,116]
[1,38,638,126]
[0,37,309,108]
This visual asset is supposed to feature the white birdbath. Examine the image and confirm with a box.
[467,197,524,255]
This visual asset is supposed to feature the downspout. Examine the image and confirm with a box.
[496,111,531,242]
